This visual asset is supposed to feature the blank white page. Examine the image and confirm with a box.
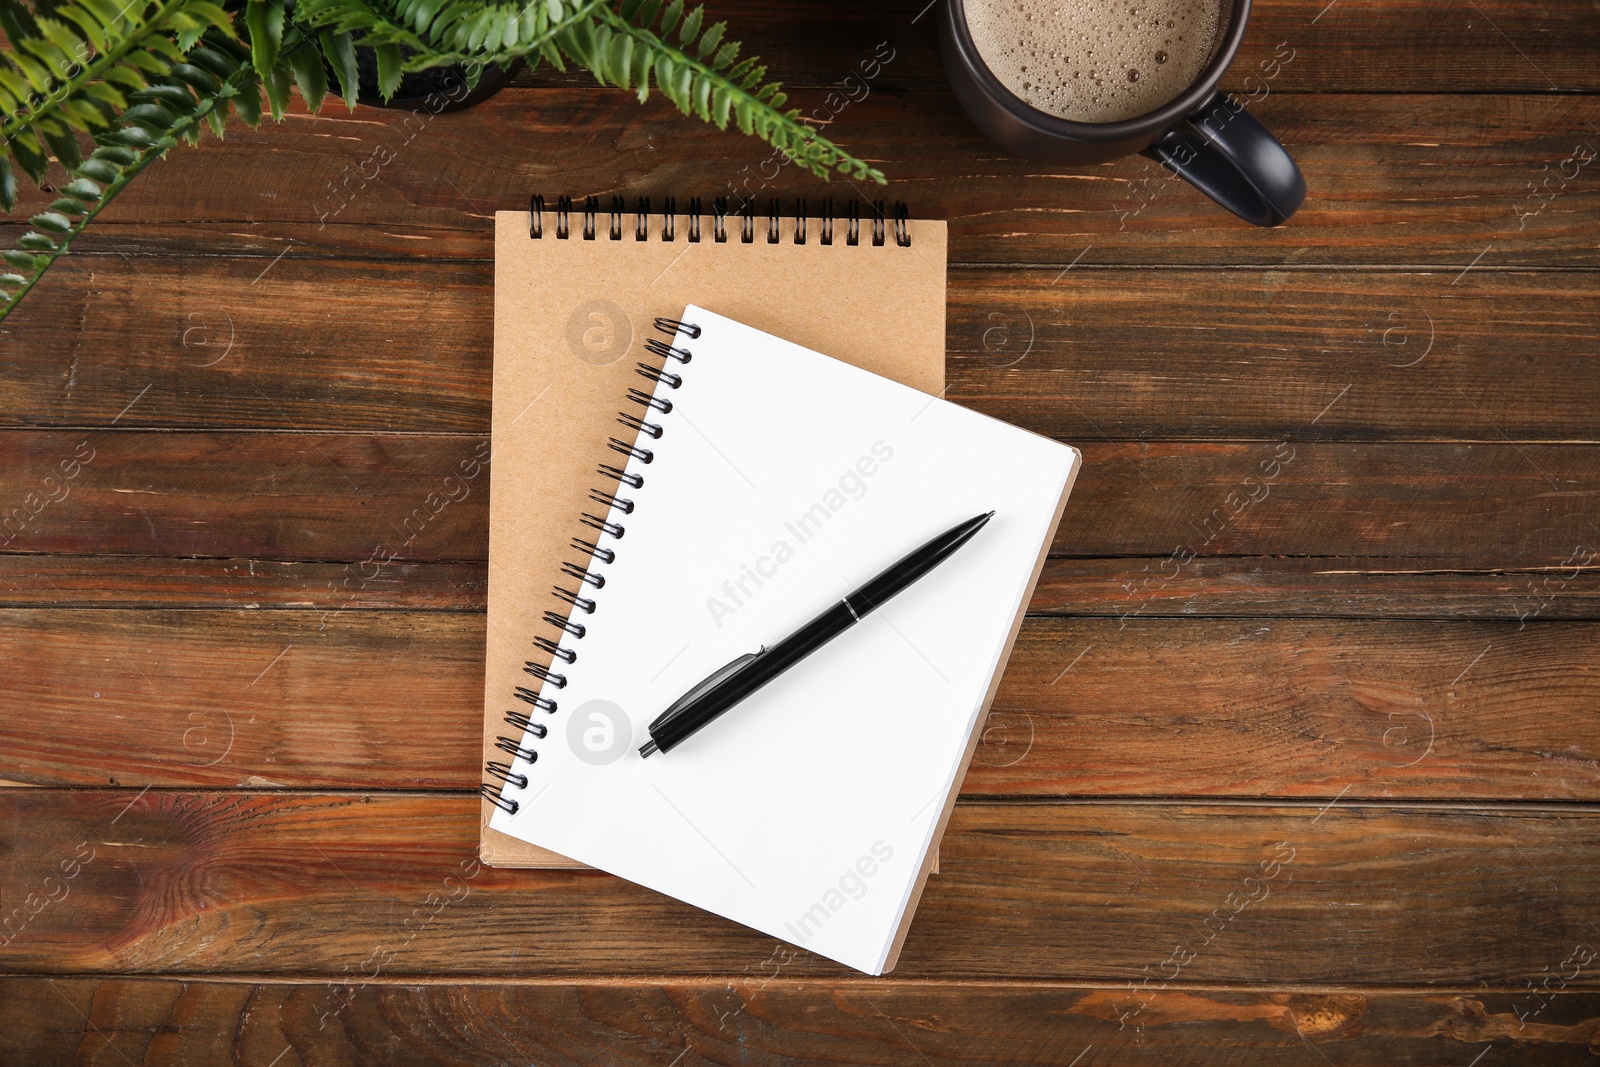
[489,305,1080,974]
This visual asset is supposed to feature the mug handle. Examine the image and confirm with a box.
[1142,92,1306,227]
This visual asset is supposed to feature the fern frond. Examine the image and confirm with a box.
[292,0,606,78]
[0,31,261,322]
[590,3,884,183]
[289,0,885,183]
[0,0,239,208]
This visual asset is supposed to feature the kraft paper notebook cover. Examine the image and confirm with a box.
[482,297,1080,974]
[483,198,949,871]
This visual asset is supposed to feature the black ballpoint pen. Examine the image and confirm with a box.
[639,511,996,758]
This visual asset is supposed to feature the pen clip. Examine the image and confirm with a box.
[652,647,766,727]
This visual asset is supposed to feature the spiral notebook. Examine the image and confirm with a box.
[483,196,948,872]
[485,202,1080,973]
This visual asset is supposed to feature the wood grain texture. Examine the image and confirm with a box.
[5,612,1595,798]
[0,94,1594,267]
[1,0,1596,1058]
[2,790,1598,985]
[0,554,487,610]
[2,432,1594,560]
[6,259,1600,439]
[496,0,1600,93]
[5,553,1599,621]
[6,977,1600,1066]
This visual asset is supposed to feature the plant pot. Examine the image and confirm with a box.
[349,49,526,113]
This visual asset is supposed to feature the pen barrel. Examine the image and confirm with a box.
[650,600,858,754]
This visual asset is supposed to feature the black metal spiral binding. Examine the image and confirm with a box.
[481,314,699,817]
[527,196,913,248]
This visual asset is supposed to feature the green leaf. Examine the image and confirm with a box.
[206,103,228,139]
[610,33,633,90]
[75,158,119,182]
[49,197,88,216]
[60,178,103,201]
[678,5,702,46]
[695,21,724,60]
[659,0,681,34]
[264,65,292,120]
[37,17,87,58]
[41,126,84,170]
[375,43,403,99]
[18,232,58,251]
[9,51,54,92]
[91,145,138,166]
[124,46,175,75]
[465,10,494,52]
[0,66,31,104]
[110,126,158,147]
[286,43,328,112]
[0,273,30,287]
[0,158,14,212]
[10,134,50,184]
[82,81,129,110]
[131,83,197,109]
[59,8,108,52]
[320,30,360,108]
[29,211,74,233]
[185,2,238,35]
[234,80,263,125]
[169,63,221,94]
[246,1,284,78]
[2,249,43,269]
[413,0,448,35]
[631,38,652,101]
[186,47,236,80]
[103,65,147,91]
[173,14,206,52]
[122,102,176,129]
[692,68,710,120]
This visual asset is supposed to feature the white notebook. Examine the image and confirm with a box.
[487,306,1080,974]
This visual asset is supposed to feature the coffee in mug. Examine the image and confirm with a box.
[964,0,1224,123]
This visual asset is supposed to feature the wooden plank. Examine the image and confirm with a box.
[6,553,1598,621]
[4,613,1596,799]
[497,0,1600,93]
[1036,555,1600,621]
[2,791,1598,984]
[2,94,1594,267]
[7,977,1600,1066]
[0,554,486,610]
[1,433,1594,561]
[5,261,1597,438]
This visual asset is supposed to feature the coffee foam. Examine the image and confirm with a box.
[966,0,1222,123]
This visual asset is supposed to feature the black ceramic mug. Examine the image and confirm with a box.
[939,0,1305,227]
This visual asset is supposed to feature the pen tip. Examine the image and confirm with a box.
[639,740,658,758]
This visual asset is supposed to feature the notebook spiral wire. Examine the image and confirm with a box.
[481,315,701,815]
[528,194,912,247]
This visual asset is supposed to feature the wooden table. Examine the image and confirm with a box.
[3,1,1598,1062]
